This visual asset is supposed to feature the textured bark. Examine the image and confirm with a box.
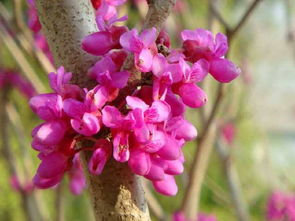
[35,0,98,88]
[35,1,150,220]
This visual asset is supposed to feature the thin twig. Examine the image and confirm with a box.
[229,0,263,40]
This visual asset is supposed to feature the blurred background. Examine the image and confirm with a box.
[0,0,294,220]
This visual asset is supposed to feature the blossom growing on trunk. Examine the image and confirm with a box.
[120,28,158,72]
[29,0,239,196]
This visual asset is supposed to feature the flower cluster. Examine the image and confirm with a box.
[266,191,295,221]
[29,0,240,196]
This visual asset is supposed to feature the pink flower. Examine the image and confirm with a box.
[33,152,68,188]
[171,58,209,108]
[68,153,86,195]
[88,139,112,175]
[63,86,107,136]
[152,174,178,196]
[120,28,158,72]
[267,191,295,221]
[221,122,236,145]
[48,66,82,99]
[82,26,127,56]
[102,106,135,162]
[181,29,240,83]
[94,0,127,21]
[88,55,130,101]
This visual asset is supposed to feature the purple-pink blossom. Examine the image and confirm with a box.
[181,28,240,83]
[29,0,239,196]
[266,191,295,221]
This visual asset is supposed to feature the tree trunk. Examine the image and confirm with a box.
[35,0,150,220]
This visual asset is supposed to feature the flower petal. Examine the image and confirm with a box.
[178,83,207,108]
[135,48,154,72]
[126,96,149,111]
[214,33,228,57]
[82,31,113,56]
[152,175,178,196]
[128,150,151,175]
[71,113,100,136]
[102,105,122,128]
[139,28,157,47]
[209,58,241,83]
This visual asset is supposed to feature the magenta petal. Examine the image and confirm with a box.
[33,173,63,189]
[190,59,209,83]
[82,31,113,56]
[145,100,171,123]
[166,63,183,83]
[144,129,165,153]
[178,83,207,108]
[37,152,68,178]
[214,33,228,57]
[152,53,167,78]
[110,71,130,88]
[34,121,66,145]
[152,175,178,196]
[69,154,86,195]
[209,58,240,83]
[165,160,184,175]
[63,98,86,118]
[29,93,63,120]
[157,136,181,160]
[119,29,142,52]
[135,48,153,72]
[167,117,197,141]
[71,113,100,136]
[88,86,108,111]
[89,148,108,175]
[181,29,199,41]
[102,105,122,128]
[144,158,165,181]
[113,133,130,162]
[139,28,157,47]
[128,150,151,175]
[165,92,185,117]
[89,56,117,79]
[126,96,149,111]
